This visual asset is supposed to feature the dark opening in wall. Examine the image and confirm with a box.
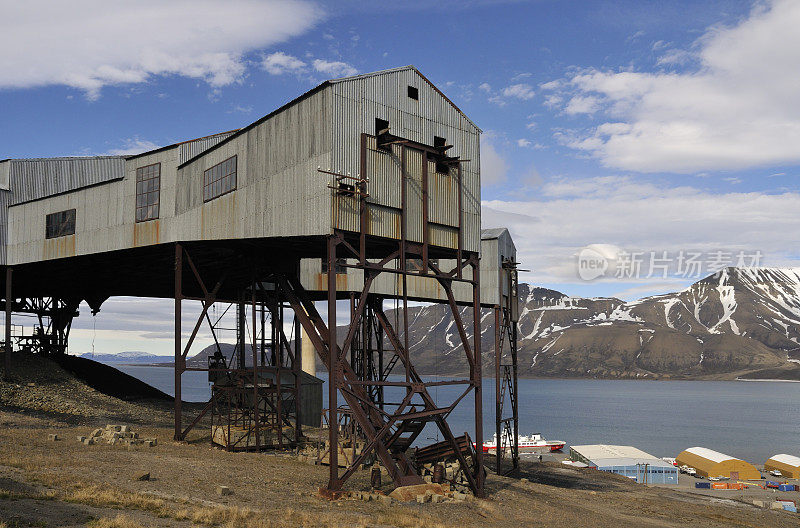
[433,136,450,174]
[375,118,392,151]
[407,85,419,100]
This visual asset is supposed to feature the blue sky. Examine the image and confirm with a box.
[2,0,799,354]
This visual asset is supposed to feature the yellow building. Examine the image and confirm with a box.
[675,447,760,480]
[765,454,800,478]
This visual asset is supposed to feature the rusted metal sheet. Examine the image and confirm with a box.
[366,204,401,239]
[428,167,459,227]
[42,234,76,260]
[429,223,458,249]
[200,192,237,240]
[133,219,160,247]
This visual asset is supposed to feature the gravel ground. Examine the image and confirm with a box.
[1,354,798,527]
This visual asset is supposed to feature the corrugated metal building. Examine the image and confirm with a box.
[570,444,679,484]
[675,447,760,480]
[765,454,800,478]
[0,66,499,303]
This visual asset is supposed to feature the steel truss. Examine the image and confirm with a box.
[173,244,303,451]
[297,232,486,498]
[2,264,79,381]
[495,258,520,475]
[494,259,519,475]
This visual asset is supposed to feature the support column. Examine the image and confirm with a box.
[494,306,502,474]
[294,311,302,441]
[472,260,485,497]
[174,244,183,441]
[4,268,12,381]
[327,235,339,489]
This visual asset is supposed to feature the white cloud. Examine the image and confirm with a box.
[480,136,508,186]
[543,0,800,173]
[478,82,492,93]
[105,137,161,155]
[261,51,307,75]
[501,83,535,100]
[312,59,358,78]
[0,1,324,99]
[517,138,532,148]
[482,176,800,285]
[564,95,601,115]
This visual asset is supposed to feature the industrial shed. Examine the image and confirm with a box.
[570,445,678,484]
[765,454,800,478]
[675,447,760,479]
[0,66,522,497]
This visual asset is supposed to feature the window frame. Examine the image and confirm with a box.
[407,85,419,100]
[203,155,238,202]
[135,162,161,223]
[45,209,76,239]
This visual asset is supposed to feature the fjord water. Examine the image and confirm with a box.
[117,365,800,462]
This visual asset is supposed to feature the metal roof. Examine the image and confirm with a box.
[571,444,673,468]
[481,228,509,240]
[684,447,738,464]
[768,454,800,467]
[5,157,126,206]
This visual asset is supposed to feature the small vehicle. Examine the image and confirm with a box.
[771,470,783,477]
[686,467,697,477]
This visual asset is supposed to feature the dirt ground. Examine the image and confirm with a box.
[1,355,798,527]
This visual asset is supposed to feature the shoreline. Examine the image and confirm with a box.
[112,362,800,382]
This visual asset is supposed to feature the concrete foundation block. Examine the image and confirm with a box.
[47,434,59,441]
[77,436,86,442]
[91,428,103,438]
[217,485,233,496]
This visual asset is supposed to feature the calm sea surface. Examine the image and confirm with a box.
[115,364,800,462]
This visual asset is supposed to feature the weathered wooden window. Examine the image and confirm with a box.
[45,209,76,239]
[407,85,419,100]
[135,163,161,222]
[203,155,237,202]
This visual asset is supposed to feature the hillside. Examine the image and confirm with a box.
[399,267,800,380]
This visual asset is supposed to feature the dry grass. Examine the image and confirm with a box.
[87,514,146,528]
[65,485,169,516]
[376,507,449,528]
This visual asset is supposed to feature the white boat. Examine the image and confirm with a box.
[479,432,566,453]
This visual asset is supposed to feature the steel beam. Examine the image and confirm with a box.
[4,268,12,381]
[174,243,183,441]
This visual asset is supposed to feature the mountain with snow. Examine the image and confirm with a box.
[78,351,172,364]
[399,267,800,380]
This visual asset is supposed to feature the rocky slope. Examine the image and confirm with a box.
[399,267,800,380]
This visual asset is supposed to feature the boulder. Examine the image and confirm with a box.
[389,483,446,502]
[135,472,150,481]
[47,434,59,441]
[217,485,233,496]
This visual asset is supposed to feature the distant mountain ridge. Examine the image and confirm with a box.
[398,267,800,380]
[79,351,172,364]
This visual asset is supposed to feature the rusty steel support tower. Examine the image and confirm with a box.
[495,257,520,476]
[172,243,304,451]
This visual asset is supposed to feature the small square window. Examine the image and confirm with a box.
[407,85,419,100]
